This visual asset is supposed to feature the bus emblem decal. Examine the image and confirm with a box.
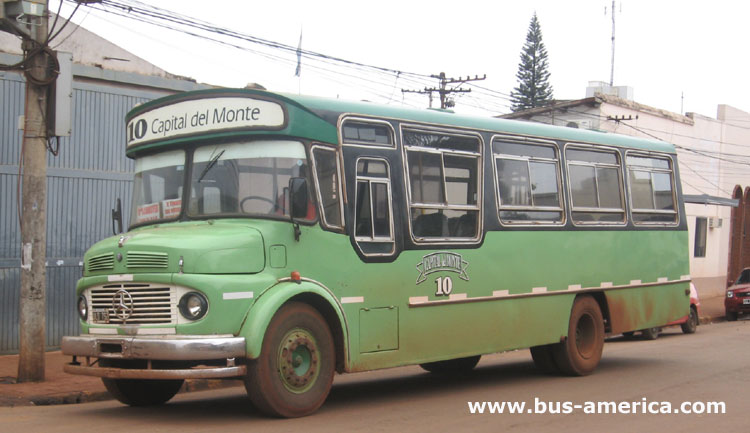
[416,252,469,284]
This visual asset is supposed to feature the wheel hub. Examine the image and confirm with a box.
[278,329,320,393]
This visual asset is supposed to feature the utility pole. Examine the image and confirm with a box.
[1,0,52,382]
[402,72,486,109]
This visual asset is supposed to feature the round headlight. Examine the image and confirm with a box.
[178,292,208,321]
[77,295,88,321]
[727,291,734,298]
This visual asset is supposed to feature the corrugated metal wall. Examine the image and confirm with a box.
[0,71,196,353]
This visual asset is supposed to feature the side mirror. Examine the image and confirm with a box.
[111,198,123,235]
[289,177,308,241]
[289,177,308,220]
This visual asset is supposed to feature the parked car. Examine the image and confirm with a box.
[725,268,750,321]
[624,283,700,339]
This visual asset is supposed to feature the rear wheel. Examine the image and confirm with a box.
[420,355,481,374]
[552,296,605,376]
[100,360,184,406]
[244,302,335,418]
[681,307,698,334]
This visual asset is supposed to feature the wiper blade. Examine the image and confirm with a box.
[197,149,225,182]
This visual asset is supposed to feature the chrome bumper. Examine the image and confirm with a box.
[61,334,247,380]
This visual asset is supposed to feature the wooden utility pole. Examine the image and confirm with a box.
[17,0,50,383]
[402,72,486,109]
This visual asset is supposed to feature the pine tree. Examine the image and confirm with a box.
[510,13,554,112]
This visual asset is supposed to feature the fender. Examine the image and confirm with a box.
[238,277,350,365]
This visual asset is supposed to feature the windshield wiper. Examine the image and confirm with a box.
[197,149,225,182]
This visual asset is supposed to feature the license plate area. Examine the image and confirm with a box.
[743,298,750,305]
[92,308,110,323]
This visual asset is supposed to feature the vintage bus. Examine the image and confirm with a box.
[62,88,690,417]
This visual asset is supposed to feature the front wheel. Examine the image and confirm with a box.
[726,311,738,321]
[244,302,335,418]
[552,296,604,376]
[681,307,698,334]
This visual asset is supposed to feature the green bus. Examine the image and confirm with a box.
[62,88,690,417]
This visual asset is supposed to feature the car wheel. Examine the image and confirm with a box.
[681,307,698,334]
[726,311,738,321]
[641,327,660,340]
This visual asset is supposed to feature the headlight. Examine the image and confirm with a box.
[727,291,734,298]
[77,295,88,321]
[178,292,208,321]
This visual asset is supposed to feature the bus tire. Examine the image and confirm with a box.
[244,302,335,418]
[100,360,183,406]
[552,296,604,376]
[530,344,559,374]
[420,355,481,374]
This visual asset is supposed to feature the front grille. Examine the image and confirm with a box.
[88,253,114,272]
[127,251,169,269]
[737,292,750,298]
[89,283,175,325]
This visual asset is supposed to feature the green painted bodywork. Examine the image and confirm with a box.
[76,88,690,374]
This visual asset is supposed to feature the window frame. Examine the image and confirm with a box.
[354,157,396,256]
[310,144,345,231]
[492,135,565,226]
[401,124,483,244]
[624,151,680,226]
[564,143,627,226]
[339,116,396,149]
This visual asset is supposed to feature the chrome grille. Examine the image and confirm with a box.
[89,283,175,324]
[88,253,114,272]
[127,251,169,269]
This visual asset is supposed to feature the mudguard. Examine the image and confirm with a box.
[238,279,350,364]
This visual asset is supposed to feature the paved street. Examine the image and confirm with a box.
[1,320,745,432]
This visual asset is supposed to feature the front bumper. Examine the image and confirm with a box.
[61,334,247,379]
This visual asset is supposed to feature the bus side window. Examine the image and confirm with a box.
[311,146,344,230]
[354,158,395,256]
[566,146,626,225]
[626,153,678,224]
[493,138,564,225]
[403,128,482,242]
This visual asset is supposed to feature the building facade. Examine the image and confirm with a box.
[502,87,750,299]
[0,21,206,353]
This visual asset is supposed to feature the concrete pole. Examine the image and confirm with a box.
[18,2,49,383]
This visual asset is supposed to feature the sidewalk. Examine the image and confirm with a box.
[0,295,728,407]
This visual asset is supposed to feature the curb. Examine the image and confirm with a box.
[0,378,242,407]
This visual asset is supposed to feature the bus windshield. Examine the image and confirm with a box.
[188,139,314,220]
[131,149,186,225]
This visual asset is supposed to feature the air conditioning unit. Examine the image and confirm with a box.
[708,217,722,229]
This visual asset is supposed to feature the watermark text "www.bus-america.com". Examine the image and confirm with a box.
[468,398,726,415]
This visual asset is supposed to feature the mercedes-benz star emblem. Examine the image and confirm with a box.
[112,289,134,322]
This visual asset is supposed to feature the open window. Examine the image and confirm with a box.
[403,128,481,242]
[565,145,625,225]
[311,145,344,230]
[354,158,395,256]
[626,153,678,224]
[493,137,564,225]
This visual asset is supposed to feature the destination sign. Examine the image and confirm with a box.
[126,96,285,148]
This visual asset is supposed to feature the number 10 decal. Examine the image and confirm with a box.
[435,276,453,296]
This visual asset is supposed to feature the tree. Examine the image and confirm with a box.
[510,13,554,112]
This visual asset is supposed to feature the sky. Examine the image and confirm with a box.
[48,0,750,119]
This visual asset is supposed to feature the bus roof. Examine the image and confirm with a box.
[127,88,676,155]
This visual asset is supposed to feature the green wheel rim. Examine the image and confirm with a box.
[277,328,320,394]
